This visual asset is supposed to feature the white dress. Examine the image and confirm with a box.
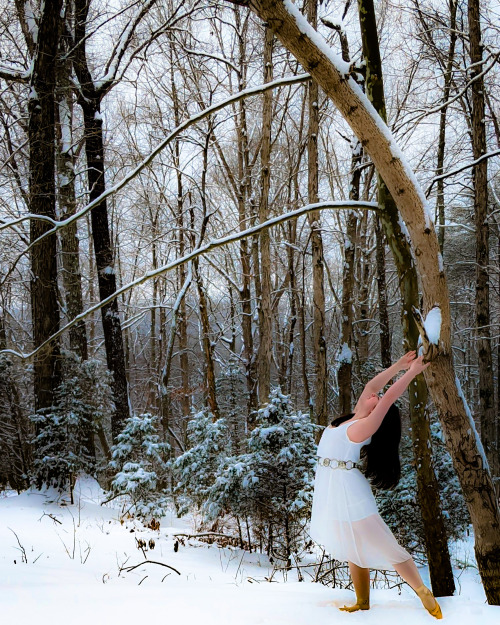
[309,419,411,570]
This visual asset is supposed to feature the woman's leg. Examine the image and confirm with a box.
[392,557,423,590]
[339,561,370,612]
[393,558,442,617]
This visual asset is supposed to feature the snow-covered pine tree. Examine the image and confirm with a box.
[172,408,230,518]
[30,353,113,499]
[109,413,171,519]
[207,388,319,563]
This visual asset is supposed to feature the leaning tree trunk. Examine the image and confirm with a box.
[468,0,498,478]
[28,0,63,413]
[357,0,455,595]
[230,0,500,603]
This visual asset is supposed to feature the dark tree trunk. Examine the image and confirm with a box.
[435,0,458,253]
[357,0,455,596]
[374,215,391,368]
[72,0,130,440]
[28,0,63,412]
[468,0,498,477]
[81,105,130,440]
[0,316,29,490]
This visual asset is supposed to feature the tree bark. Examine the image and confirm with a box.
[306,0,328,426]
[256,26,274,406]
[468,0,498,477]
[28,0,63,412]
[231,0,500,601]
[234,8,258,419]
[435,0,458,253]
[73,0,130,440]
[374,215,391,368]
[357,0,454,595]
[55,68,88,362]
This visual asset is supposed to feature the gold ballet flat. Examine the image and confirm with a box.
[414,584,443,619]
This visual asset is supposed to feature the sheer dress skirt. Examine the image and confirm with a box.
[309,456,411,570]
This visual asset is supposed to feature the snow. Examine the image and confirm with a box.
[423,307,442,345]
[0,477,498,625]
[338,342,352,364]
[283,0,350,77]
[455,377,490,473]
[25,1,37,44]
[58,98,72,155]
[438,252,444,273]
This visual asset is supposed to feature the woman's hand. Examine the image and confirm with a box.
[408,355,431,376]
[397,350,417,370]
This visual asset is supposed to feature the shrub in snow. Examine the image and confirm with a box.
[109,413,171,519]
[206,389,319,563]
[172,408,230,517]
[375,419,470,554]
[30,354,113,498]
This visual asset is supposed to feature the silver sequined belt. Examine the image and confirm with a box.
[316,456,360,470]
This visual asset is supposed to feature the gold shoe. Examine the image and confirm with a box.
[414,585,443,619]
[339,599,370,612]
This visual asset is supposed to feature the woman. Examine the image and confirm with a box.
[309,351,442,619]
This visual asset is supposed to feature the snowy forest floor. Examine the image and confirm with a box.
[1,478,498,624]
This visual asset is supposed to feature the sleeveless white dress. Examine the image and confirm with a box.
[309,419,411,570]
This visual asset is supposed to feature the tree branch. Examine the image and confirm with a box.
[1,200,377,361]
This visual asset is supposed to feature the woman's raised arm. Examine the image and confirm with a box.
[349,356,430,442]
[352,351,417,413]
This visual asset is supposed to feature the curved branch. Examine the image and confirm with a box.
[1,200,377,361]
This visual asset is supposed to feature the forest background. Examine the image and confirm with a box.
[0,0,500,605]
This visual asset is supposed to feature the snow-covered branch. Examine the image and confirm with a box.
[0,73,310,236]
[426,149,500,196]
[1,199,377,361]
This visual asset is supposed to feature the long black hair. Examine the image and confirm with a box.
[330,403,402,490]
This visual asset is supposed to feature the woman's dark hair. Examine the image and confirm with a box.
[330,404,401,490]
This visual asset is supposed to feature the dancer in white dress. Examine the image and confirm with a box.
[310,352,442,619]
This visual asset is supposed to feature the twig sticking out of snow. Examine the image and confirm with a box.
[120,559,181,576]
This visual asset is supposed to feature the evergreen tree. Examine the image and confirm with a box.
[207,389,319,563]
[29,354,113,498]
[109,413,171,519]
[172,408,231,517]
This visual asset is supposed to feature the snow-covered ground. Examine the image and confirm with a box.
[1,477,498,624]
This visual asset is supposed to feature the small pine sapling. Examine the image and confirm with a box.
[109,413,171,519]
